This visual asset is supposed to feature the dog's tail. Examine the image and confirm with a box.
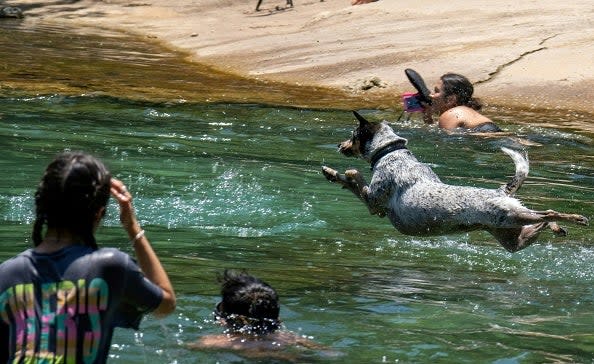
[500,147,529,196]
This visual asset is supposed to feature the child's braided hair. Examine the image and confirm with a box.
[32,152,111,249]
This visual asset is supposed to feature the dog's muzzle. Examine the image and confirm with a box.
[338,140,355,156]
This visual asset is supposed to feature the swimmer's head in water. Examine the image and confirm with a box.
[439,73,482,110]
[214,270,281,336]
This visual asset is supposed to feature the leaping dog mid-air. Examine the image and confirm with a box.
[322,111,588,252]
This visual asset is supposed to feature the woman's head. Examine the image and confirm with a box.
[436,73,482,111]
[215,270,280,335]
[32,152,112,249]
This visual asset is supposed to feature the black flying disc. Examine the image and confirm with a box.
[405,68,432,105]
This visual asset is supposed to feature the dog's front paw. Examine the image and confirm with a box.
[322,166,339,182]
[344,169,360,179]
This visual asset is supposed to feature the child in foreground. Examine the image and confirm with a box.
[0,152,175,363]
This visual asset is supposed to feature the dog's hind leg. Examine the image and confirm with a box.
[516,210,589,226]
[548,221,567,237]
[499,147,529,196]
[490,222,551,252]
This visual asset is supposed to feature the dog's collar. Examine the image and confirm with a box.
[369,143,406,170]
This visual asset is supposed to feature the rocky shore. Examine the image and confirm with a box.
[5,0,594,115]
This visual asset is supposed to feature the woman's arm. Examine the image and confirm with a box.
[110,178,176,317]
[421,101,435,124]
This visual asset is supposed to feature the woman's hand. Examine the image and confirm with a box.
[110,178,141,237]
[420,101,434,124]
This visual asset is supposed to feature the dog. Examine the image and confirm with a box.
[322,111,589,252]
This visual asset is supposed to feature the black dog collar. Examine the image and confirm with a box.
[370,143,406,170]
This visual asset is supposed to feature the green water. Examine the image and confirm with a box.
[1,22,594,364]
[1,96,593,363]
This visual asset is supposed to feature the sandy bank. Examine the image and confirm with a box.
[8,0,594,114]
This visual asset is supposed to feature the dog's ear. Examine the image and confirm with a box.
[379,121,408,147]
[352,110,370,128]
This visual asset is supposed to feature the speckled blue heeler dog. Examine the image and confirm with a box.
[322,111,589,252]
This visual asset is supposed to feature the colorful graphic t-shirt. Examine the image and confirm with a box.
[0,245,163,364]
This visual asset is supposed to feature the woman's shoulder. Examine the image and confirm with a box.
[92,247,135,265]
[444,105,484,118]
[0,251,31,276]
[440,106,491,129]
[58,246,134,273]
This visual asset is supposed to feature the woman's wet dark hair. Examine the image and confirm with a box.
[32,152,112,249]
[440,73,483,110]
[215,270,280,335]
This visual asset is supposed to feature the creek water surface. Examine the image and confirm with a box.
[1,21,593,363]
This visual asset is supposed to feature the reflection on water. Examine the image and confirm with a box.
[0,22,593,363]
[0,22,370,109]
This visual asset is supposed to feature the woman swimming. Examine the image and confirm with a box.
[422,73,502,132]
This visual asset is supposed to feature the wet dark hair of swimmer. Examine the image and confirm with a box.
[214,270,281,335]
[440,73,483,111]
[32,152,111,249]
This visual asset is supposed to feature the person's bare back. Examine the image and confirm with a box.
[188,330,326,361]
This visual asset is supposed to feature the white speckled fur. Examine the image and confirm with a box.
[322,112,588,252]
